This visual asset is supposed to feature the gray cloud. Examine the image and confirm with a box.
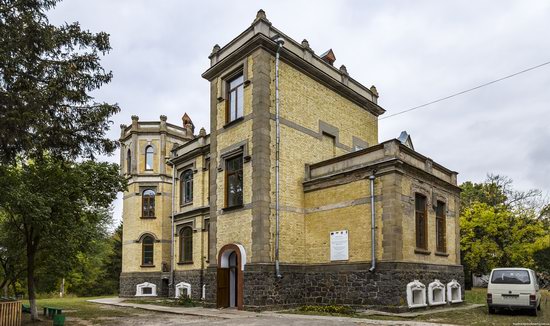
[47,0,550,223]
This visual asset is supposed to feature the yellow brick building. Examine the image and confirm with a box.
[120,10,463,309]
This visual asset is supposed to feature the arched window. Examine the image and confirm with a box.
[142,189,155,217]
[180,226,193,263]
[145,145,154,170]
[142,235,154,266]
[181,170,193,205]
[126,149,132,174]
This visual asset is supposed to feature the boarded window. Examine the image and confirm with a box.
[436,201,446,252]
[415,194,428,250]
[225,155,243,207]
[142,236,154,265]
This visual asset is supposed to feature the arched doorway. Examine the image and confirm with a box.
[217,244,245,309]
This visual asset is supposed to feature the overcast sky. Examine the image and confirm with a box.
[48,0,550,225]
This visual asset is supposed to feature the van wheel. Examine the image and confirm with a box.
[488,307,496,314]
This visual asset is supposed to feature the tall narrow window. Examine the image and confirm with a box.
[226,74,244,123]
[436,201,446,253]
[142,189,155,217]
[415,194,428,250]
[181,170,193,205]
[225,155,243,208]
[126,149,132,174]
[180,226,193,263]
[206,220,210,262]
[142,235,154,266]
[145,145,154,170]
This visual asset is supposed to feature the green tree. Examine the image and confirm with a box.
[0,158,126,319]
[65,222,122,296]
[0,0,119,163]
[0,214,26,296]
[460,175,550,277]
[104,222,123,293]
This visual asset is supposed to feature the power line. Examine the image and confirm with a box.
[380,60,550,120]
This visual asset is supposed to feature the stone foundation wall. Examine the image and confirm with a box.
[204,262,464,310]
[122,262,464,311]
[119,272,165,297]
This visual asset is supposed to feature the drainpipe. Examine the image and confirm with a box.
[274,36,284,279]
[369,173,376,272]
[166,158,176,292]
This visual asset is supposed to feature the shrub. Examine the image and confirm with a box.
[176,294,197,307]
[298,305,355,315]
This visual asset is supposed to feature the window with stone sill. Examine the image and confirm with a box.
[436,201,446,253]
[180,169,193,205]
[226,73,244,123]
[142,235,154,266]
[415,193,428,250]
[142,189,155,218]
[126,148,132,174]
[225,154,243,208]
[179,226,193,263]
[145,145,154,171]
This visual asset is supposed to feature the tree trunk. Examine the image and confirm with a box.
[27,248,38,320]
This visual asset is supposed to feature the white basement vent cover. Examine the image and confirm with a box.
[136,282,157,297]
[175,282,191,298]
[447,279,463,303]
[406,280,427,308]
[428,279,446,306]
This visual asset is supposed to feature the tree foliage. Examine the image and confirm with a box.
[0,0,120,163]
[460,174,550,275]
[0,158,125,315]
[65,222,122,296]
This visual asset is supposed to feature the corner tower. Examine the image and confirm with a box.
[119,114,195,297]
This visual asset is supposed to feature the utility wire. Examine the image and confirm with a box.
[380,60,550,120]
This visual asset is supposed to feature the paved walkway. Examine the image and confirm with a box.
[88,298,256,319]
[359,304,484,317]
[88,297,459,325]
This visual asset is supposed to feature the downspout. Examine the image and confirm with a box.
[167,158,176,292]
[274,37,284,279]
[369,173,376,272]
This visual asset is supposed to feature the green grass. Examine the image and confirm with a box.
[22,296,136,325]
[465,287,489,304]
[286,289,550,326]
[366,289,550,326]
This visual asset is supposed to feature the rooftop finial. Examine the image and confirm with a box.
[339,65,348,75]
[131,115,139,121]
[301,39,310,49]
[199,127,207,137]
[253,9,270,24]
[160,115,167,122]
[370,85,379,97]
[211,44,220,56]
[256,9,267,20]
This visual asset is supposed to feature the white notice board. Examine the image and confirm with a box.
[330,230,349,261]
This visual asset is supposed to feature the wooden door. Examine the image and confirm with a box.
[217,268,230,308]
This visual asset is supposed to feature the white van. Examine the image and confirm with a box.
[487,268,541,315]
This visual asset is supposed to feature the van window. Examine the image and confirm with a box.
[491,270,531,284]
